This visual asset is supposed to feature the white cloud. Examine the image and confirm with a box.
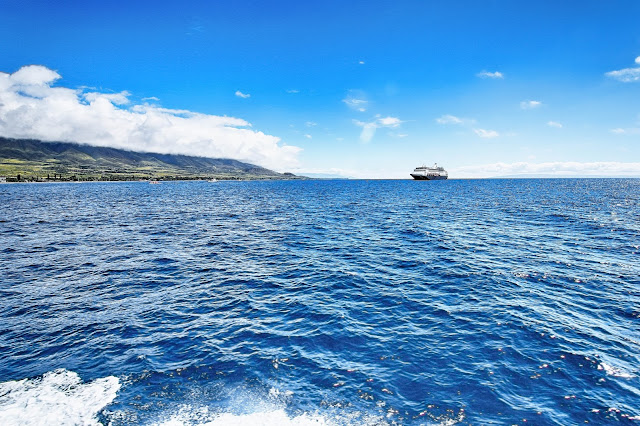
[437,114,479,126]
[342,90,368,112]
[453,161,640,178]
[9,65,60,86]
[235,90,250,98]
[473,128,499,138]
[142,96,160,101]
[305,121,317,127]
[606,56,640,82]
[304,134,312,139]
[0,65,300,170]
[520,100,542,109]
[476,71,504,79]
[610,127,640,135]
[605,67,640,82]
[547,121,563,128]
[353,115,403,143]
[436,114,462,125]
[353,121,377,143]
[286,89,299,94]
[377,116,402,127]
[84,91,130,105]
[436,114,476,126]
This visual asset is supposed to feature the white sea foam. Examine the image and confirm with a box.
[0,368,120,426]
[159,409,333,426]
[156,406,464,426]
[598,362,635,378]
[153,400,394,426]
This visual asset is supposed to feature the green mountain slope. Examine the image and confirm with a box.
[0,137,301,181]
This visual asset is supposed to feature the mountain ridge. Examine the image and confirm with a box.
[0,137,302,181]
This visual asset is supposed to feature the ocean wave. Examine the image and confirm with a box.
[2,179,640,424]
[598,362,635,378]
[0,369,120,426]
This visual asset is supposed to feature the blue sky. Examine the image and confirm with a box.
[1,0,639,177]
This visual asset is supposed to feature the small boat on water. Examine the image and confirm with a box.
[410,163,448,180]
[149,180,161,184]
[208,178,218,182]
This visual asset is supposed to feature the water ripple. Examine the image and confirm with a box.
[0,179,639,425]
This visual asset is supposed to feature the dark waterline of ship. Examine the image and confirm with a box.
[0,179,639,425]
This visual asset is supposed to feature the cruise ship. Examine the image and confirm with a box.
[410,163,448,180]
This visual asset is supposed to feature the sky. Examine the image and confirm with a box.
[1,0,640,178]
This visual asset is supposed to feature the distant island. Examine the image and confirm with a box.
[0,137,306,182]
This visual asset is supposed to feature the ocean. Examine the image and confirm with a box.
[0,179,638,425]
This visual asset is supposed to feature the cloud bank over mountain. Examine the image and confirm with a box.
[0,65,300,170]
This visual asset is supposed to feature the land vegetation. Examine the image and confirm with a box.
[0,137,304,182]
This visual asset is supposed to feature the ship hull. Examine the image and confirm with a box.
[410,174,448,180]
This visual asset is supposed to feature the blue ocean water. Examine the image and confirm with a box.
[0,179,639,425]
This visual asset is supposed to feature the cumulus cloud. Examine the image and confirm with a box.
[84,91,131,105]
[342,90,368,112]
[606,57,640,82]
[453,161,640,178]
[9,65,60,86]
[0,65,300,170]
[235,90,250,98]
[353,115,403,143]
[520,100,542,109]
[477,71,504,79]
[547,121,563,128]
[473,128,499,138]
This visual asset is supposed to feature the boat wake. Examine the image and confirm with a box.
[0,369,464,426]
[0,369,120,426]
[157,408,333,426]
